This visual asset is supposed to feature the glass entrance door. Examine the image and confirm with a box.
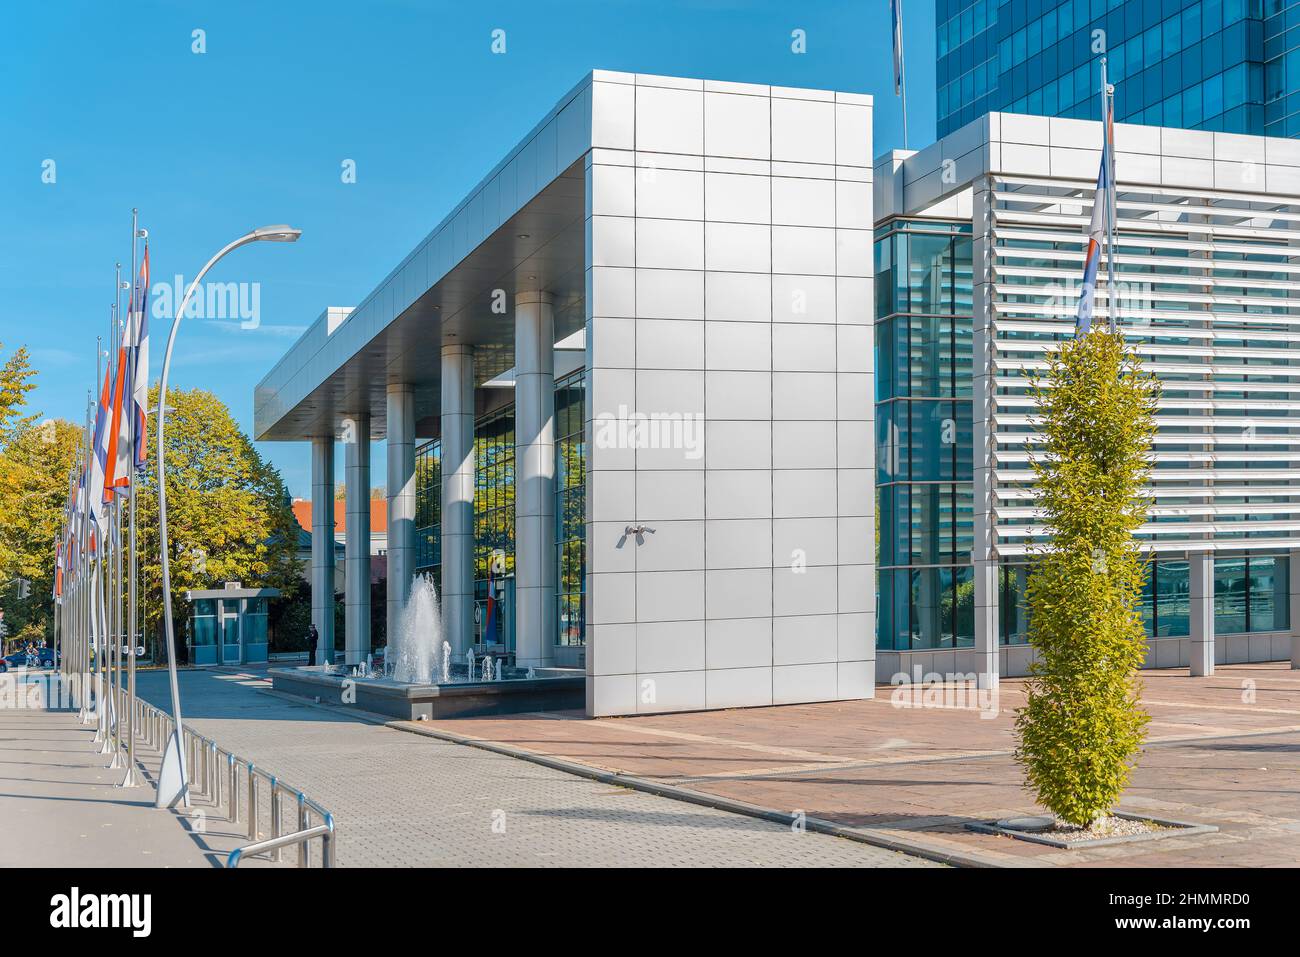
[220,607,241,664]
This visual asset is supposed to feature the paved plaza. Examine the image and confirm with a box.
[128,669,935,867]
[11,662,1295,867]
[402,663,1300,867]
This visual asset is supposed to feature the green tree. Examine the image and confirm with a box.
[132,386,303,653]
[1015,330,1159,826]
[0,343,36,444]
[0,418,81,644]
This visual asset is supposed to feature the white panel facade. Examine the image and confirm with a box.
[584,73,875,717]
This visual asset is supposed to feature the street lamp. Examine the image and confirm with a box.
[154,225,301,809]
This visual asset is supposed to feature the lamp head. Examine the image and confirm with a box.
[252,225,302,243]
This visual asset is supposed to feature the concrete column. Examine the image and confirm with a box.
[514,291,556,671]
[440,344,475,657]
[1289,549,1300,669]
[310,437,335,664]
[386,383,416,643]
[970,177,999,690]
[1189,550,1215,677]
[344,412,371,666]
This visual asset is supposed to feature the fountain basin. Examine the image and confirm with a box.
[268,665,584,719]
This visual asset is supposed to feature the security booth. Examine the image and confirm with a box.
[185,583,279,666]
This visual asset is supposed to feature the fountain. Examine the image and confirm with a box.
[270,573,582,718]
[388,575,441,684]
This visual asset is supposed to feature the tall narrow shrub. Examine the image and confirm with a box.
[1015,329,1159,826]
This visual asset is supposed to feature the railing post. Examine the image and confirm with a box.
[270,778,281,863]
[247,763,258,842]
[322,812,336,868]
[297,792,308,868]
[208,743,217,802]
[228,753,238,823]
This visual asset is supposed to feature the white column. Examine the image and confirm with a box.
[440,344,475,658]
[971,176,999,689]
[344,412,371,666]
[1289,549,1299,669]
[386,383,416,644]
[1189,550,1215,677]
[310,437,335,664]
[514,291,556,671]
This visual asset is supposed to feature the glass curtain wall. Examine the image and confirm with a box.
[554,370,587,648]
[474,407,516,652]
[876,219,976,650]
[414,439,441,579]
[1000,555,1288,643]
[939,0,1277,138]
[413,373,590,654]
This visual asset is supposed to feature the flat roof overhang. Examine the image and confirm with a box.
[255,74,597,442]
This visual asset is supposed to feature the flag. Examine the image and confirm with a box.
[103,342,130,498]
[1075,91,1115,335]
[87,367,112,536]
[891,0,905,96]
[54,542,64,599]
[131,245,150,472]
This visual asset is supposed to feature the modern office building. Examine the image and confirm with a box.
[937,0,1300,139]
[876,109,1300,681]
[257,68,1300,719]
[255,71,877,716]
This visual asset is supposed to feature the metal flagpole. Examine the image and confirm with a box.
[119,211,144,788]
[892,0,909,150]
[77,405,91,722]
[108,268,126,767]
[91,337,107,742]
[1102,57,1118,332]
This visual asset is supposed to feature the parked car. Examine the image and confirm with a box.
[0,648,56,672]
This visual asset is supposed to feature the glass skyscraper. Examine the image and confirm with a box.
[937,0,1300,139]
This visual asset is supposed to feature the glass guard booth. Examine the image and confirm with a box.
[185,584,279,666]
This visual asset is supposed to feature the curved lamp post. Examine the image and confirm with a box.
[155,225,301,809]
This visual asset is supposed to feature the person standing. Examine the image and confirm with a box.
[307,623,319,667]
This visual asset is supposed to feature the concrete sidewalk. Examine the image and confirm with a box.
[398,662,1300,867]
[0,695,276,868]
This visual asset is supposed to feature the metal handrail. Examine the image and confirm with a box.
[226,822,334,868]
[130,695,337,867]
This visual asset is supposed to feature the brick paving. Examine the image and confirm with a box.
[404,662,1300,867]
[132,668,936,867]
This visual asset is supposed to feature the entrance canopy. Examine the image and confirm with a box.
[254,74,601,442]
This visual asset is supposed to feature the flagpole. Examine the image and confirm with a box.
[1102,57,1118,332]
[892,0,909,150]
[90,338,105,739]
[119,210,143,788]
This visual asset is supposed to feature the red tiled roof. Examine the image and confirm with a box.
[292,499,387,536]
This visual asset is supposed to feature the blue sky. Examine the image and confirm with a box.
[0,0,935,498]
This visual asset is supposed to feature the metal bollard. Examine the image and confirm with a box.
[227,753,238,823]
[270,778,281,863]
[247,763,257,842]
[297,792,308,868]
